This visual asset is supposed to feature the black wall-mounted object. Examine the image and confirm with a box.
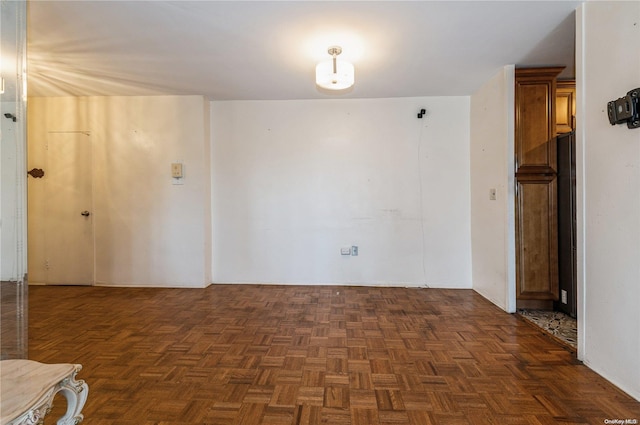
[27,168,45,178]
[417,108,426,119]
[3,113,16,122]
[607,88,639,129]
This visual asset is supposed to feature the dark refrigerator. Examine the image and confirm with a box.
[555,131,577,318]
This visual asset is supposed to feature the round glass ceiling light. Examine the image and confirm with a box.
[315,46,355,90]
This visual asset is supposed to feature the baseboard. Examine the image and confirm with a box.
[209,281,471,289]
[473,288,507,312]
[516,299,554,310]
[583,359,640,402]
[94,281,210,289]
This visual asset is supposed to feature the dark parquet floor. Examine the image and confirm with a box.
[27,285,640,425]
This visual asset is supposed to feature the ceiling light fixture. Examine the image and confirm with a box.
[315,46,354,90]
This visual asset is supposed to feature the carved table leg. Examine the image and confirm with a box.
[55,368,89,425]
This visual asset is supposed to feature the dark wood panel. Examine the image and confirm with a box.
[556,80,576,134]
[556,131,578,317]
[515,67,563,172]
[27,285,640,424]
[516,175,559,301]
[516,83,553,168]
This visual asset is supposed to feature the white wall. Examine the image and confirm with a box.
[577,1,640,400]
[469,66,516,312]
[211,97,471,287]
[28,96,212,288]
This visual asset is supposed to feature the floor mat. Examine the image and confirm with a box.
[517,309,577,348]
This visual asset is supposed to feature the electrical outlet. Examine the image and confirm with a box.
[351,246,358,256]
[561,289,567,304]
[340,247,351,255]
[489,188,497,200]
[172,162,184,185]
[171,162,183,178]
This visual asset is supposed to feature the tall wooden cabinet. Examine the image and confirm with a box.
[515,67,564,309]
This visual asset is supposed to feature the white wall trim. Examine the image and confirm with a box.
[94,281,211,289]
[583,360,640,403]
[504,64,517,314]
[575,3,587,363]
[473,287,506,311]
[210,281,467,289]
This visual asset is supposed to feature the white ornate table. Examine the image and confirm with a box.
[0,360,88,425]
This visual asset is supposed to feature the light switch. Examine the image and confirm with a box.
[171,163,183,178]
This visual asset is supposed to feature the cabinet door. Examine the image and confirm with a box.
[515,175,559,301]
[515,68,563,174]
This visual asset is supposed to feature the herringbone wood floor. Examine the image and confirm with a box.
[28,285,639,425]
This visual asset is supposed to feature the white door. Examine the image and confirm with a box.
[44,132,93,285]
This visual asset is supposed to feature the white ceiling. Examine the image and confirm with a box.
[27,1,580,100]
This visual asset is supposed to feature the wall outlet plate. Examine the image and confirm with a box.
[171,162,183,178]
[171,162,184,185]
[561,289,568,304]
[340,247,351,255]
[351,246,358,256]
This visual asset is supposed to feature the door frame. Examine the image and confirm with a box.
[27,130,95,286]
[47,131,94,285]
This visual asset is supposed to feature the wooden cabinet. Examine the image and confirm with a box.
[515,67,564,309]
[515,175,557,302]
[556,81,576,134]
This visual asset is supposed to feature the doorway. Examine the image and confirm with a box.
[514,75,578,349]
[28,132,94,285]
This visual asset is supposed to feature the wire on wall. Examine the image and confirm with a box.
[416,108,429,288]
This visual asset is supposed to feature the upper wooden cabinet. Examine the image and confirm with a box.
[515,67,564,174]
[556,80,576,134]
